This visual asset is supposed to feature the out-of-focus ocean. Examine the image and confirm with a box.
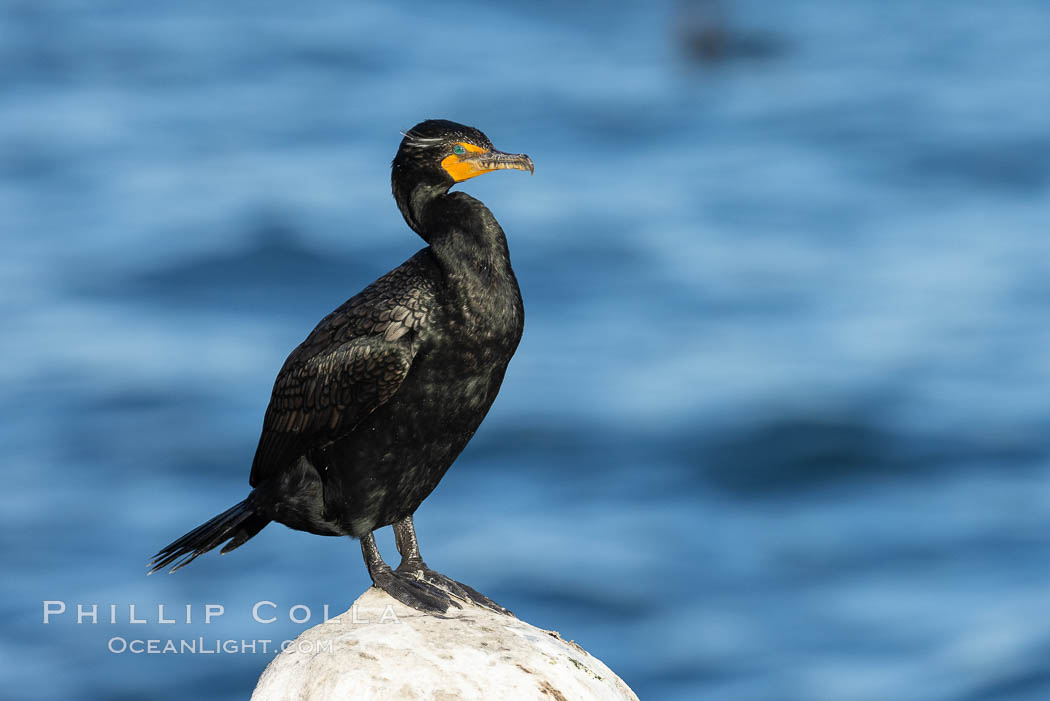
[3,1,1050,699]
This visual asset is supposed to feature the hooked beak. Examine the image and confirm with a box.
[472,149,534,175]
[442,148,534,182]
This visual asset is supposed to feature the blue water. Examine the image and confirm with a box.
[4,1,1050,699]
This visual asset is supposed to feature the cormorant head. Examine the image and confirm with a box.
[391,119,533,237]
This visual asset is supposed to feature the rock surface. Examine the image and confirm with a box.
[252,587,639,701]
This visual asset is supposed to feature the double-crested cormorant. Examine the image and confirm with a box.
[149,120,533,614]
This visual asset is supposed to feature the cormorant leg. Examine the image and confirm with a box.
[392,513,426,571]
[392,515,513,617]
[360,532,454,614]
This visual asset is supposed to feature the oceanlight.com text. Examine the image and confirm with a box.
[106,637,334,655]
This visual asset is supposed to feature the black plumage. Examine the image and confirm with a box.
[150,120,533,614]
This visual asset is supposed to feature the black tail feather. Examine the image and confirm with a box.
[149,497,269,574]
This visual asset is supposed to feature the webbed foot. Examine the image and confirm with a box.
[389,514,514,617]
[421,567,514,617]
[361,531,460,614]
[369,561,461,614]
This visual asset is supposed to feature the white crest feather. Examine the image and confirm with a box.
[400,129,445,149]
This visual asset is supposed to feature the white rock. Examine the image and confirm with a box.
[252,587,639,701]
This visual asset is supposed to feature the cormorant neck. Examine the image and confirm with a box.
[423,192,514,283]
[391,167,451,241]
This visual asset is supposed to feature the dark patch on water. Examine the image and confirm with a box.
[684,412,1050,496]
[961,653,1050,701]
[701,416,910,493]
[907,136,1050,192]
[82,215,383,316]
[510,584,650,624]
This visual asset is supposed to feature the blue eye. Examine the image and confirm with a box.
[452,144,466,156]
